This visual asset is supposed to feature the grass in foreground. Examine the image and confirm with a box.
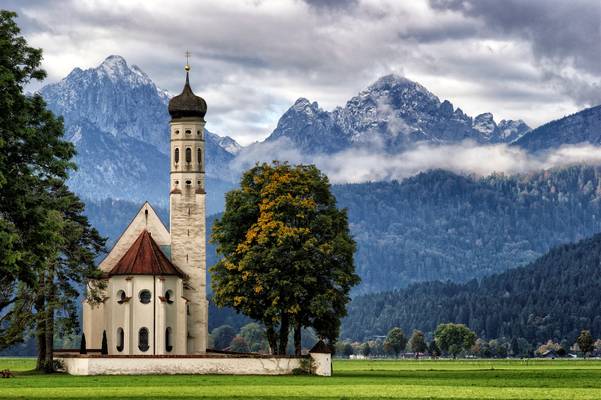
[2,358,601,399]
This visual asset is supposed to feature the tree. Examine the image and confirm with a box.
[384,327,406,358]
[211,325,236,350]
[0,11,105,372]
[211,162,359,355]
[229,336,250,353]
[239,323,268,353]
[428,340,441,358]
[408,330,427,357]
[577,330,594,357]
[361,342,371,357]
[434,323,477,359]
[343,342,354,358]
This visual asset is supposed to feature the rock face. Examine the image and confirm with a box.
[40,55,240,211]
[265,74,530,154]
[514,105,601,151]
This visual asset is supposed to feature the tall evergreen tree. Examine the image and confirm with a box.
[0,10,105,371]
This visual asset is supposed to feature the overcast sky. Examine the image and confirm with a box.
[7,0,601,145]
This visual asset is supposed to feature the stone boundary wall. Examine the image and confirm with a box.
[58,353,331,376]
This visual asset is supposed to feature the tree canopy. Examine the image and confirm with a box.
[434,323,477,358]
[211,162,359,354]
[0,10,105,371]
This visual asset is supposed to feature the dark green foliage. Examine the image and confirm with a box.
[333,166,601,293]
[210,325,236,350]
[434,323,476,358]
[211,162,359,354]
[343,233,601,345]
[384,327,406,357]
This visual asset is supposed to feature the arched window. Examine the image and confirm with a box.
[165,327,173,352]
[117,290,126,304]
[197,148,202,165]
[185,129,191,135]
[165,290,174,304]
[138,328,149,352]
[139,290,151,304]
[174,148,180,163]
[116,328,124,352]
[185,148,192,163]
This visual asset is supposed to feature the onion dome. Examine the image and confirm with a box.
[168,66,207,119]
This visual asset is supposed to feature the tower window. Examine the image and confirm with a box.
[138,328,149,352]
[197,148,202,165]
[197,130,201,136]
[174,148,180,163]
[139,290,151,304]
[174,130,179,135]
[116,328,124,352]
[185,148,192,163]
[185,180,191,185]
[165,327,173,352]
[185,129,191,135]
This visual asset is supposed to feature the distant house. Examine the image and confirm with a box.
[540,350,558,358]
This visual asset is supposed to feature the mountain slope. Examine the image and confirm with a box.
[515,105,601,151]
[266,74,530,154]
[332,165,601,293]
[342,232,601,344]
[40,55,240,210]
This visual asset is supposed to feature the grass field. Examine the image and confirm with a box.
[2,358,601,399]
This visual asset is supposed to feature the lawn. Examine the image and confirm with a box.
[2,358,601,399]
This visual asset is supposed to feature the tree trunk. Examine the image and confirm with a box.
[266,326,277,355]
[278,313,289,355]
[44,269,55,373]
[294,319,302,356]
[35,282,46,371]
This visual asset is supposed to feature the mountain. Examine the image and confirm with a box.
[515,104,601,151]
[265,75,530,154]
[342,232,601,344]
[40,55,239,211]
[332,165,601,293]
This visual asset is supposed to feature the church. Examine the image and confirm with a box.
[83,63,209,356]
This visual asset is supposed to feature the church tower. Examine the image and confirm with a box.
[167,62,208,354]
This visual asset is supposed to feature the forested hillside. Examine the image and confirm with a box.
[342,232,601,345]
[333,165,601,292]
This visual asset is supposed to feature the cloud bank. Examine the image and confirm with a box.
[6,0,600,145]
[233,140,601,184]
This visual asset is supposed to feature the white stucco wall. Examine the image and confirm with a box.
[59,355,329,376]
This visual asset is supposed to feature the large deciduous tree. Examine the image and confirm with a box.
[0,10,105,371]
[576,330,594,357]
[384,327,406,358]
[434,323,477,359]
[211,162,359,355]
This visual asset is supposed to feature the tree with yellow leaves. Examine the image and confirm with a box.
[211,162,359,355]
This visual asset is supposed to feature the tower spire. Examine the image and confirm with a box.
[184,50,191,85]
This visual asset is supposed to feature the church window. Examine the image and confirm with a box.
[174,130,179,135]
[174,148,180,163]
[165,290,174,304]
[185,180,191,185]
[197,148,202,165]
[116,328,124,352]
[117,290,126,304]
[185,148,192,163]
[165,327,173,352]
[138,328,149,352]
[196,130,201,136]
[139,290,152,304]
[185,129,191,135]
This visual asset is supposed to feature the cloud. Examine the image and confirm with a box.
[233,140,601,184]
[8,0,599,144]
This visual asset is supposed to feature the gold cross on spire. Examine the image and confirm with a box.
[185,50,191,71]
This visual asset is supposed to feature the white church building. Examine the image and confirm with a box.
[83,64,209,356]
[63,64,331,376]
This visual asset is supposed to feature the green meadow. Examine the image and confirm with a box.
[2,358,601,399]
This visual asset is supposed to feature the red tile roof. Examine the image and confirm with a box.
[108,230,185,278]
